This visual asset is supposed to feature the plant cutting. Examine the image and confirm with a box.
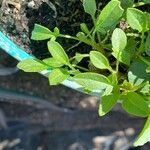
[17,0,150,146]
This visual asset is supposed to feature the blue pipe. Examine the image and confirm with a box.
[0,31,100,96]
[0,32,33,60]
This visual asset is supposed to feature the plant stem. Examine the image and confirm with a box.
[67,41,82,51]
[101,32,109,44]
[138,31,145,53]
[68,64,76,72]
[73,65,89,72]
[59,34,79,41]
[139,55,150,65]
[116,51,121,75]
[116,60,119,73]
[97,32,101,43]
[133,2,146,7]
[126,33,140,37]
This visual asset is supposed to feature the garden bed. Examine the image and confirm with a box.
[1,0,150,149]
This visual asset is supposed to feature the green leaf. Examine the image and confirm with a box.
[112,50,131,65]
[48,68,70,85]
[43,58,63,68]
[145,33,150,56]
[134,116,150,146]
[143,0,150,3]
[147,66,150,73]
[47,41,70,65]
[73,72,112,91]
[31,24,56,40]
[76,32,91,45]
[144,12,150,31]
[119,0,134,9]
[114,37,136,65]
[99,93,120,116]
[108,73,118,85]
[54,27,60,35]
[128,60,150,86]
[95,0,124,34]
[83,0,96,18]
[112,28,127,52]
[111,28,128,65]
[128,71,144,86]
[140,82,150,95]
[127,8,145,32]
[90,51,112,70]
[17,59,48,72]
[103,86,114,96]
[80,23,90,35]
[122,92,150,117]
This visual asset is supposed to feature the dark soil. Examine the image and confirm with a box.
[0,0,93,59]
[1,0,150,149]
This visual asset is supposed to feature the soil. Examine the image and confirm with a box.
[0,0,150,149]
[0,0,94,59]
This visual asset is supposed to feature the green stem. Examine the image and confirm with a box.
[138,31,145,53]
[73,65,89,72]
[101,32,109,44]
[59,34,79,41]
[68,64,76,71]
[116,60,119,73]
[97,32,101,43]
[139,55,150,65]
[116,51,120,75]
[133,2,146,7]
[126,33,140,37]
[72,54,89,59]
[67,41,82,51]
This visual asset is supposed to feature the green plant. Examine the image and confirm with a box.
[17,0,150,146]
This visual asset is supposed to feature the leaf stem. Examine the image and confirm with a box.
[138,31,145,53]
[126,33,140,37]
[139,55,150,65]
[59,34,79,41]
[133,2,146,7]
[116,50,121,75]
[73,65,89,72]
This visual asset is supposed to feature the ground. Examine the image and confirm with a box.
[0,0,150,149]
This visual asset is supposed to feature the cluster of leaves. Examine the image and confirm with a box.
[17,0,150,146]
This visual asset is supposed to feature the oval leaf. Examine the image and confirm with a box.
[31,24,55,40]
[122,92,150,117]
[17,59,48,72]
[73,72,112,91]
[90,51,112,70]
[127,8,145,32]
[112,28,127,52]
[47,41,70,65]
[95,0,124,34]
[99,93,120,116]
[83,0,96,18]
[134,116,150,146]
[43,58,63,68]
[48,68,70,85]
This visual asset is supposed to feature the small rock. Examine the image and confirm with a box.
[27,1,35,8]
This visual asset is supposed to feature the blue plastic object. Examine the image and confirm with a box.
[0,32,33,61]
